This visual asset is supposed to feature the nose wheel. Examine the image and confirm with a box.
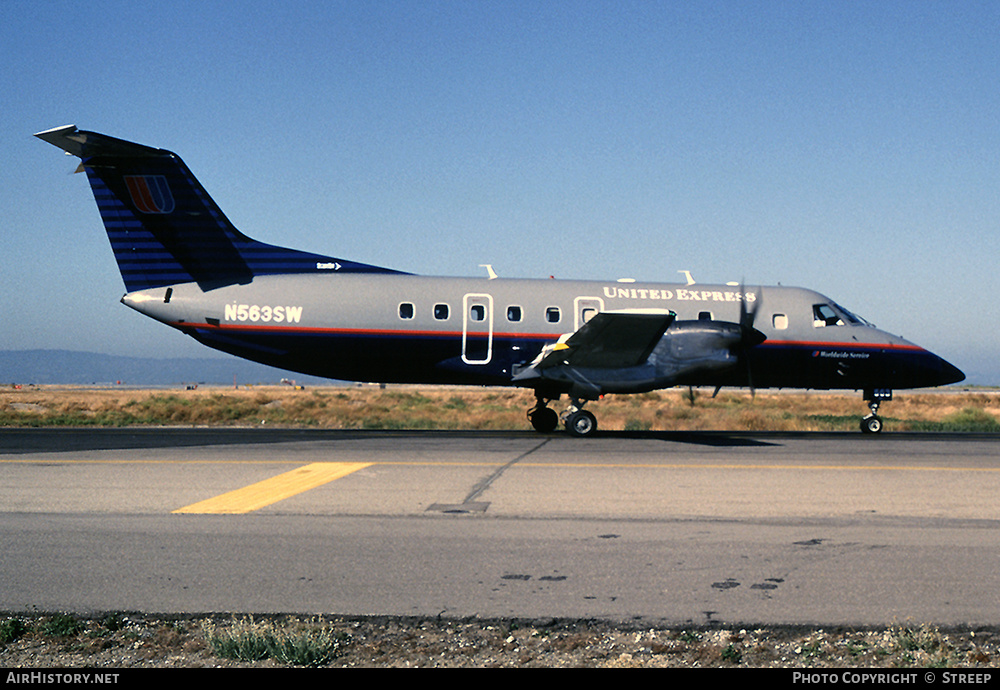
[860,389,891,434]
[861,408,883,434]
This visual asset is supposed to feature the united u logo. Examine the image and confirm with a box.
[124,175,175,214]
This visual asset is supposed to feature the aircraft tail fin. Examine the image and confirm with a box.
[35,125,402,292]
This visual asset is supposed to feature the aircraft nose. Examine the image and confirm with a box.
[937,357,965,386]
[912,350,965,388]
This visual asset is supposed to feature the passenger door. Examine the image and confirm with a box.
[462,293,494,364]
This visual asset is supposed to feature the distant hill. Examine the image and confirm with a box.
[0,350,335,387]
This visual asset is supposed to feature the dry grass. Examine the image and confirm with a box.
[1,384,996,432]
[3,613,1000,668]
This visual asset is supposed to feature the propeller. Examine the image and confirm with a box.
[738,284,766,396]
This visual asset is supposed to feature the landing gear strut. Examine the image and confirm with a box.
[861,388,891,434]
[861,402,883,434]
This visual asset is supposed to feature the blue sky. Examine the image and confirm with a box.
[3,1,998,382]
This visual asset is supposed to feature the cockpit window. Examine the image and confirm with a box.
[813,303,871,327]
[834,302,872,326]
[813,304,844,327]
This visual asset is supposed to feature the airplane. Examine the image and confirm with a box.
[35,125,965,436]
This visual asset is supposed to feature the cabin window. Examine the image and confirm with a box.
[434,303,450,320]
[546,306,561,323]
[582,307,598,323]
[469,304,486,322]
[773,313,788,330]
[399,302,414,320]
[507,306,522,322]
[813,304,843,327]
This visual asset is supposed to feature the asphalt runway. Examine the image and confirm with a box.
[1,428,999,627]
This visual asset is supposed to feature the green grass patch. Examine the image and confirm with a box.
[806,414,862,430]
[905,407,1000,432]
[41,613,84,637]
[203,616,349,667]
[0,617,28,643]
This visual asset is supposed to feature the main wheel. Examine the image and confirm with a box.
[565,410,598,437]
[528,406,558,433]
[860,414,883,434]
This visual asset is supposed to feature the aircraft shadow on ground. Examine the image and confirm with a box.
[606,430,781,446]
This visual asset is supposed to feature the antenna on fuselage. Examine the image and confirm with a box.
[678,270,695,285]
[480,264,499,280]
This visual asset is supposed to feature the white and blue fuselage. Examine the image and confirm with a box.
[37,125,964,435]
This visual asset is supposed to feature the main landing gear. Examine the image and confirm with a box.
[528,394,598,437]
[861,388,892,434]
[563,403,597,437]
[527,397,559,433]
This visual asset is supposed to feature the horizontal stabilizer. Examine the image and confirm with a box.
[35,125,166,159]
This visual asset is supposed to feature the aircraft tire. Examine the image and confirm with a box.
[529,406,559,433]
[860,415,883,434]
[566,410,598,437]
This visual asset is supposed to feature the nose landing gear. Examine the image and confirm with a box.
[861,388,891,434]
[861,404,883,434]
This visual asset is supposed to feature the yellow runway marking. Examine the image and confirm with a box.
[172,462,371,514]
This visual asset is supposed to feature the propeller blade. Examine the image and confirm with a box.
[739,285,764,397]
[739,283,761,331]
